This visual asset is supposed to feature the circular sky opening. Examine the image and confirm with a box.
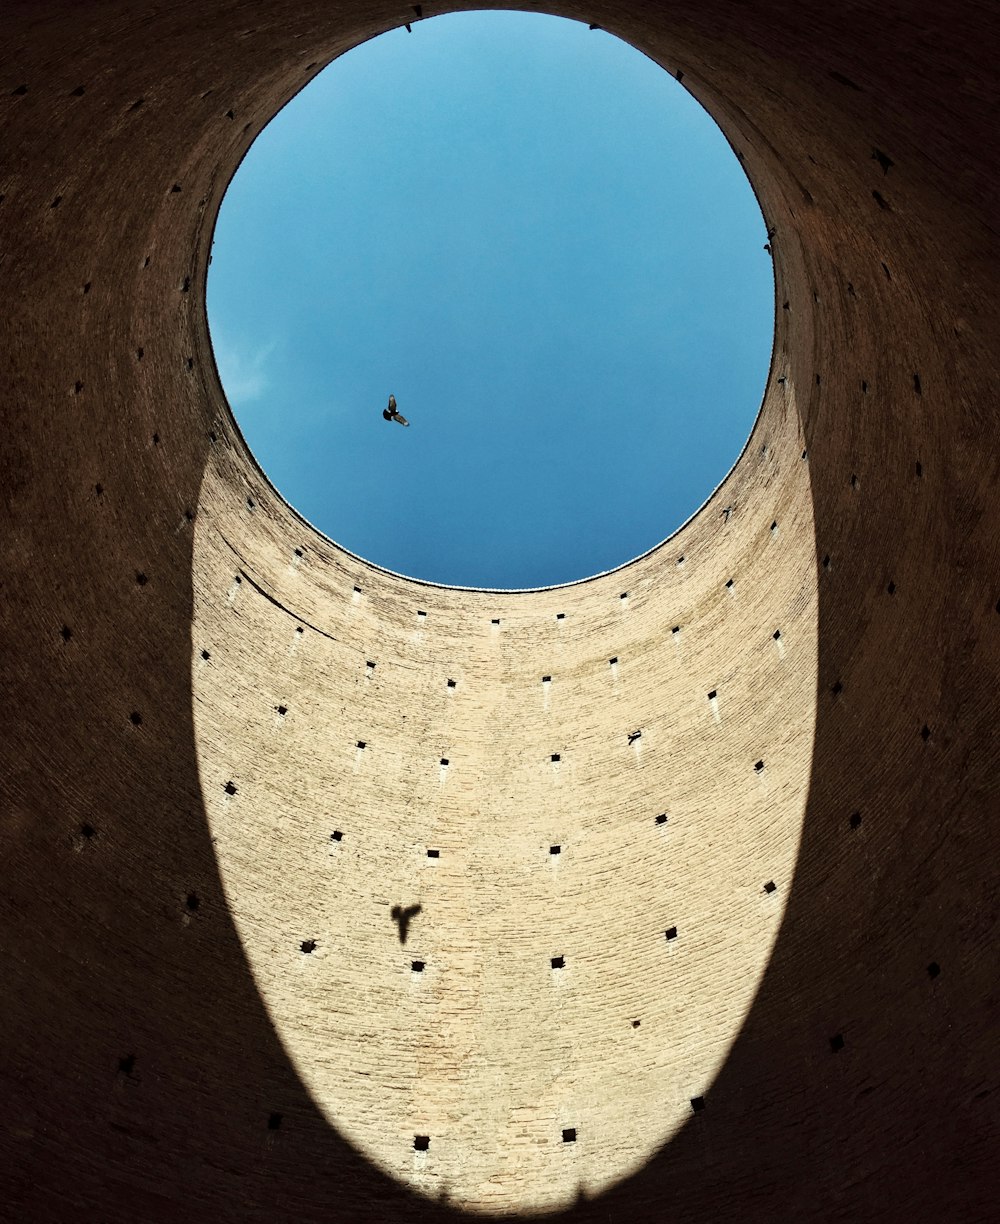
[208,11,773,590]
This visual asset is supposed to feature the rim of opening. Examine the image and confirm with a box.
[203,23,779,596]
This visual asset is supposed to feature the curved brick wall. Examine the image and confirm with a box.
[1,1,997,1221]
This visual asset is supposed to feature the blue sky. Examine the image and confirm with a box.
[208,12,772,589]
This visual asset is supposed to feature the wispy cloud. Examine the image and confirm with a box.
[212,335,278,405]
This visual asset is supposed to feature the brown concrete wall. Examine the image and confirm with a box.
[1,1,998,1221]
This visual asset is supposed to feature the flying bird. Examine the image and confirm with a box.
[382,394,409,426]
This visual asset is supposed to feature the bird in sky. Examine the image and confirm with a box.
[382,394,409,426]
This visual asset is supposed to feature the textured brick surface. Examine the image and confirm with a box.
[1,1,998,1221]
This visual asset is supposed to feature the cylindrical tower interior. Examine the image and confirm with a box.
[2,1,998,1220]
